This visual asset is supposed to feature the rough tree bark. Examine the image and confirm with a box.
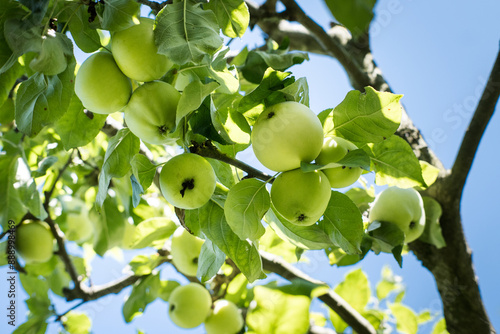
[246,1,499,333]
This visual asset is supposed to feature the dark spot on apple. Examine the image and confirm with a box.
[180,178,195,197]
[349,167,352,169]
[409,221,416,229]
[193,257,198,265]
[158,125,168,135]
[267,111,275,119]
[297,213,306,221]
[170,304,175,312]
[342,166,346,169]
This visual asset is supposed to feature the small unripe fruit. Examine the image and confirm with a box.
[75,52,132,114]
[251,101,324,172]
[204,299,244,334]
[111,17,173,82]
[315,136,363,188]
[168,283,212,328]
[15,221,55,263]
[271,169,331,226]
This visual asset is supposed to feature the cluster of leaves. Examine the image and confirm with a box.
[0,0,447,333]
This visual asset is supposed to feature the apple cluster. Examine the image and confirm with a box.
[251,101,363,226]
[167,227,244,333]
[75,17,180,145]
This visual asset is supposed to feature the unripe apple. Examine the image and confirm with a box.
[123,81,181,145]
[204,299,244,334]
[168,283,212,328]
[15,220,55,263]
[251,101,324,172]
[75,51,132,114]
[111,17,173,82]
[159,153,216,209]
[271,169,331,226]
[315,136,363,188]
[171,226,204,277]
[368,187,426,243]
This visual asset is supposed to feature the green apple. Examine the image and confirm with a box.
[15,220,55,263]
[75,51,132,114]
[171,226,204,277]
[159,153,216,209]
[111,17,173,82]
[168,283,212,328]
[204,299,244,334]
[251,101,324,172]
[271,169,331,226]
[368,187,426,243]
[59,196,93,243]
[315,136,363,188]
[123,81,181,145]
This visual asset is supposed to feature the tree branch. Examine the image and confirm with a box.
[189,140,273,182]
[260,251,376,334]
[448,46,500,197]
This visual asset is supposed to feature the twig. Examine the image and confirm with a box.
[54,300,86,322]
[449,46,500,196]
[260,251,376,334]
[189,140,272,182]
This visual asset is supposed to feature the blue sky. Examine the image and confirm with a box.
[1,0,499,333]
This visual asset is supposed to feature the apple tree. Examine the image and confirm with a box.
[0,0,498,333]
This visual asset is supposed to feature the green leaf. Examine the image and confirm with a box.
[3,18,42,72]
[123,274,160,323]
[62,312,92,334]
[205,0,249,38]
[130,217,177,249]
[320,191,364,254]
[334,268,371,312]
[54,94,107,150]
[198,200,266,283]
[330,87,402,144]
[100,0,140,32]
[91,197,127,256]
[176,79,219,123]
[432,318,449,334]
[420,160,440,188]
[211,94,251,146]
[18,179,47,220]
[12,316,48,334]
[29,32,72,76]
[389,303,419,334]
[259,226,298,263]
[241,50,309,84]
[96,128,140,206]
[324,0,377,37]
[419,196,446,248]
[417,310,433,324]
[31,156,58,178]
[197,237,226,282]
[365,135,427,188]
[0,61,23,107]
[158,280,181,302]
[129,254,161,275]
[367,220,405,261]
[189,99,231,144]
[130,154,157,191]
[265,205,332,250]
[15,59,76,137]
[246,286,311,334]
[47,261,71,297]
[279,77,309,106]
[0,155,27,227]
[376,280,396,300]
[238,69,291,124]
[66,4,102,53]
[345,186,375,213]
[301,149,371,172]
[155,0,223,64]
[224,179,269,241]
